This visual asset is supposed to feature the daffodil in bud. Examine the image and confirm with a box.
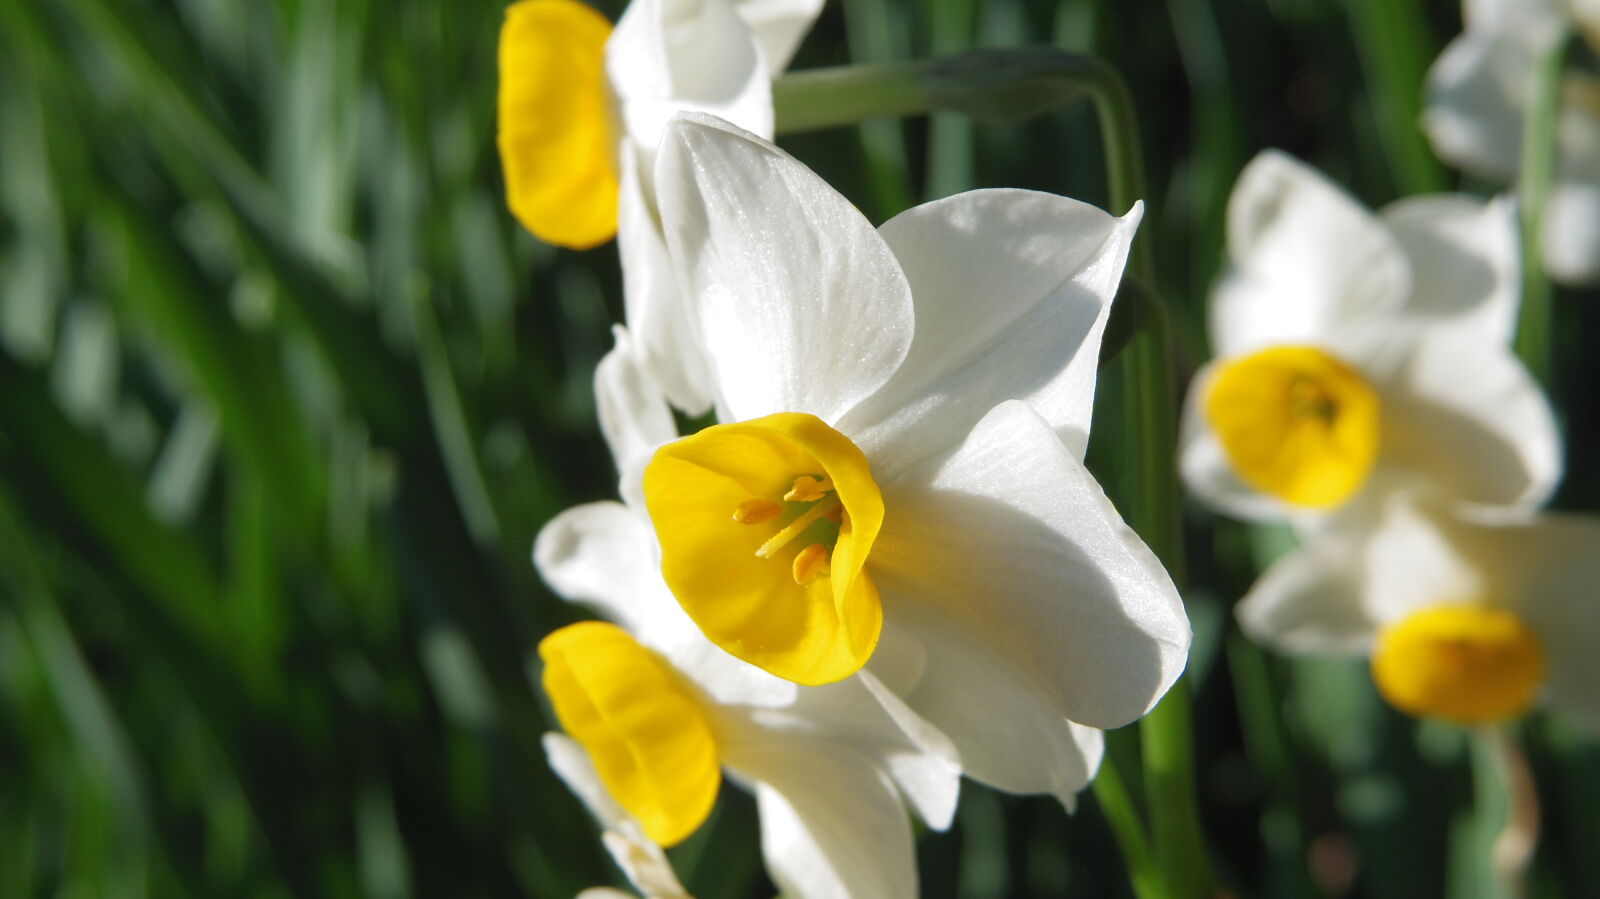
[1424,0,1600,284]
[496,0,823,410]
[1237,491,1600,732]
[1181,150,1559,525]
[636,113,1190,806]
[535,497,960,899]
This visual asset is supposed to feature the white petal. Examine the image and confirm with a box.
[865,614,1105,807]
[837,190,1140,476]
[733,0,825,73]
[655,113,914,423]
[1236,531,1380,656]
[1464,0,1567,34]
[1355,495,1486,625]
[1541,181,1600,285]
[725,742,917,899]
[1380,193,1520,347]
[544,732,630,830]
[1487,511,1600,734]
[1422,33,1526,180]
[578,888,639,899]
[871,400,1191,730]
[598,831,692,899]
[733,673,960,830]
[607,0,773,151]
[1379,337,1561,508]
[535,502,665,635]
[1212,151,1410,358]
[596,326,682,507]
[1176,361,1296,524]
[616,150,716,414]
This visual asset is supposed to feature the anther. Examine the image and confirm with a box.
[733,499,783,525]
[791,543,830,585]
[784,475,834,503]
[756,497,842,559]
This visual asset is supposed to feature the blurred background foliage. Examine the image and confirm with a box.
[2,0,1598,896]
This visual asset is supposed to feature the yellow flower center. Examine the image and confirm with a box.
[497,0,619,249]
[1204,345,1381,508]
[539,621,721,847]
[643,413,884,686]
[1370,604,1545,725]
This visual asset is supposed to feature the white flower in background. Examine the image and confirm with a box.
[1236,490,1600,730]
[1180,150,1560,529]
[498,0,823,410]
[638,112,1191,806]
[535,495,960,899]
[1423,0,1600,284]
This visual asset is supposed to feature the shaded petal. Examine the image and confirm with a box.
[838,190,1140,477]
[1542,181,1600,285]
[616,149,716,414]
[872,400,1190,730]
[734,0,825,73]
[1236,531,1379,656]
[1379,338,1561,508]
[535,502,663,635]
[865,614,1104,808]
[595,326,682,507]
[725,742,917,899]
[732,672,959,829]
[1491,511,1600,734]
[1381,194,1519,346]
[608,0,772,151]
[1422,33,1526,180]
[1212,151,1410,357]
[656,113,914,423]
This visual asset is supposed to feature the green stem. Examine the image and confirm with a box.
[1345,0,1448,195]
[1468,727,1538,899]
[1516,32,1567,385]
[1092,747,1165,899]
[1092,67,1214,899]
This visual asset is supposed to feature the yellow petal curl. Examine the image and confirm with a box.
[1370,604,1545,725]
[1204,345,1381,508]
[539,621,720,847]
[497,0,619,248]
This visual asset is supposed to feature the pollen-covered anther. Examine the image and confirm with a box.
[733,498,783,525]
[784,475,834,503]
[792,543,830,585]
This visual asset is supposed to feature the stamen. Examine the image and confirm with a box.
[733,499,783,524]
[784,475,834,503]
[791,543,830,584]
[756,496,842,558]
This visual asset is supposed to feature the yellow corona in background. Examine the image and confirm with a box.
[497,0,620,248]
[1370,604,1545,725]
[539,622,721,846]
[1204,345,1381,508]
[644,413,885,686]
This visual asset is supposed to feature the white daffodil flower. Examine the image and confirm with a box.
[1236,490,1600,731]
[535,496,960,899]
[1423,0,1600,284]
[498,0,822,410]
[1179,151,1560,530]
[637,112,1191,806]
